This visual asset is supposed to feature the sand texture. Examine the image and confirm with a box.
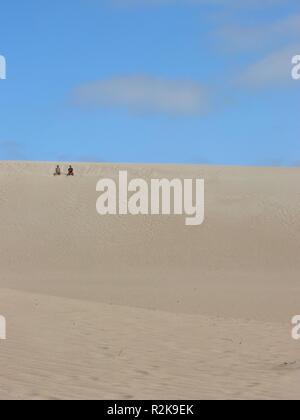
[0,161,299,400]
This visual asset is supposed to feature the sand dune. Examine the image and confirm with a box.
[0,161,300,400]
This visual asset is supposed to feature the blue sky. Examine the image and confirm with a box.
[0,0,299,165]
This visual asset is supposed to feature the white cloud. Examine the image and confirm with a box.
[217,14,300,52]
[72,75,210,116]
[238,46,300,88]
[213,8,300,89]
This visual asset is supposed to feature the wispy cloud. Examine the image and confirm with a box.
[238,45,300,88]
[212,8,300,89]
[216,13,300,52]
[72,75,211,116]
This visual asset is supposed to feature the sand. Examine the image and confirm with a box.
[0,161,299,400]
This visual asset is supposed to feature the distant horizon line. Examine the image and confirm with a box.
[0,159,299,170]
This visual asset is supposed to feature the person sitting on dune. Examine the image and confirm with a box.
[54,165,61,176]
[67,165,74,176]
